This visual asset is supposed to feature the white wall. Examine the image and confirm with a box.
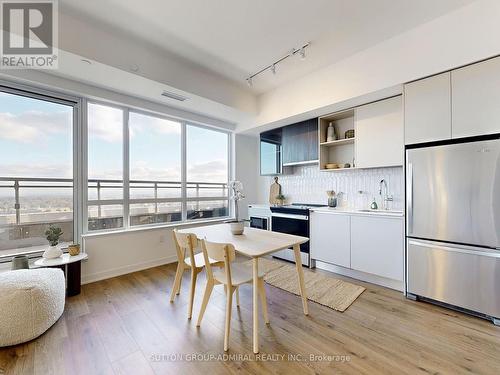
[234,134,260,220]
[240,0,500,132]
[81,220,228,284]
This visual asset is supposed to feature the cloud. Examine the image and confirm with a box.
[188,160,227,183]
[88,105,181,143]
[0,111,71,143]
[0,163,72,178]
[129,112,181,138]
[130,162,181,181]
[88,103,123,143]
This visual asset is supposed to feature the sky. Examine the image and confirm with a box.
[0,92,229,198]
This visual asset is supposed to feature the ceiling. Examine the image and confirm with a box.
[60,0,474,94]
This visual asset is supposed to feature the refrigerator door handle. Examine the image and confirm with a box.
[407,162,413,234]
[408,239,500,258]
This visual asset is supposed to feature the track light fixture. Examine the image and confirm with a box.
[245,42,310,86]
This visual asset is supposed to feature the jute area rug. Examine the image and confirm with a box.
[255,258,366,312]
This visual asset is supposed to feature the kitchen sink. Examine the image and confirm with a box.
[357,209,403,214]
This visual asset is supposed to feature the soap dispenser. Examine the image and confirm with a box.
[370,198,378,210]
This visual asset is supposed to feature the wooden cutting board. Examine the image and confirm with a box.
[269,176,282,205]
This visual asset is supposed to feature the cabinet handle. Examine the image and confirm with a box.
[407,162,413,234]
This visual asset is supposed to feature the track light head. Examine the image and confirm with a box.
[270,64,276,75]
[299,47,306,60]
[246,77,253,87]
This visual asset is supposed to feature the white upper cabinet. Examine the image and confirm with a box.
[355,96,403,168]
[452,57,500,138]
[404,72,451,145]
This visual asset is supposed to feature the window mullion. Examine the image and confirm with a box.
[79,98,88,238]
[123,108,130,229]
[181,122,187,221]
[229,132,234,218]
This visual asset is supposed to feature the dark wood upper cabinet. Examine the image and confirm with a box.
[282,118,318,165]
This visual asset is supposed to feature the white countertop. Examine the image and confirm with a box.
[310,206,404,217]
[248,204,271,209]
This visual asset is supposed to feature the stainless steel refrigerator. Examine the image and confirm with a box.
[406,137,500,324]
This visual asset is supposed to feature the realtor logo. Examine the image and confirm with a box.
[0,0,58,69]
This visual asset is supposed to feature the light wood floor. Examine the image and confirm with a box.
[1,261,499,375]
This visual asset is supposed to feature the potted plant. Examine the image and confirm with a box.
[275,193,286,206]
[43,226,63,259]
[229,180,245,235]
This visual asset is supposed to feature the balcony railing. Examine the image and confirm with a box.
[0,177,229,251]
[0,176,228,225]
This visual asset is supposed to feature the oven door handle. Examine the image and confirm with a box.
[271,213,309,221]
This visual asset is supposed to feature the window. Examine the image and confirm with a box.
[87,103,124,231]
[129,112,182,226]
[0,83,231,258]
[260,140,281,175]
[0,89,76,257]
[85,103,230,232]
[186,125,229,220]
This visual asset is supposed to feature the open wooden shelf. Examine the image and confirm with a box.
[321,166,359,172]
[320,137,355,147]
[318,109,355,170]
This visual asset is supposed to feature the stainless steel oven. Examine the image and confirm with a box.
[270,204,325,267]
[271,212,309,253]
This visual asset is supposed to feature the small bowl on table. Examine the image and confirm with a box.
[68,244,81,256]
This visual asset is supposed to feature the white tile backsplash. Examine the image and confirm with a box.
[265,165,404,210]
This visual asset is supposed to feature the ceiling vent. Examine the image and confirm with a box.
[161,90,188,101]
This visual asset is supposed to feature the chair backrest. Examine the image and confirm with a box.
[201,239,236,285]
[172,230,198,267]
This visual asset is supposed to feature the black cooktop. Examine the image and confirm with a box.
[288,203,327,209]
[270,203,327,214]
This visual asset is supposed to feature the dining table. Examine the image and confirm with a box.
[179,223,309,354]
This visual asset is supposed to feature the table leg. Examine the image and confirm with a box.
[252,257,259,354]
[66,260,82,297]
[293,244,309,315]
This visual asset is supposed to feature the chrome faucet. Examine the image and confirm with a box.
[379,179,393,210]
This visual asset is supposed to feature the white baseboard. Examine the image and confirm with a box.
[314,260,404,292]
[81,255,177,285]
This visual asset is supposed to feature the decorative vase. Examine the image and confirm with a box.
[230,221,245,235]
[68,244,80,256]
[43,245,63,259]
[11,255,29,270]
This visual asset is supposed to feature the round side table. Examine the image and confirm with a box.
[34,253,88,296]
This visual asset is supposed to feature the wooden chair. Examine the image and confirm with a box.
[169,229,222,319]
[197,239,269,351]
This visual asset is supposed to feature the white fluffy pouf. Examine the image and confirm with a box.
[0,268,65,347]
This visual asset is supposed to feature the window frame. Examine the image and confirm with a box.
[0,80,83,261]
[84,100,232,234]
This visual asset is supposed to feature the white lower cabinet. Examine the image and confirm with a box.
[350,216,404,281]
[310,212,350,268]
[310,212,404,282]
